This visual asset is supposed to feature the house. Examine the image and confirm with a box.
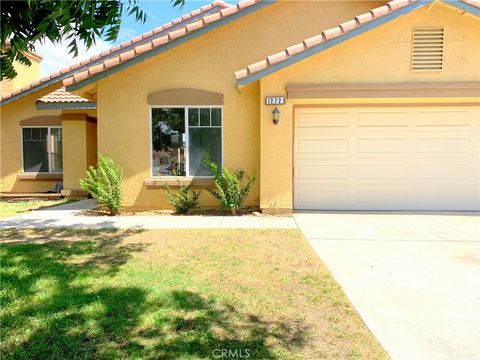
[1,0,479,212]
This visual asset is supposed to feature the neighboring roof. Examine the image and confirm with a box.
[62,0,270,91]
[235,0,480,86]
[0,0,235,105]
[36,87,96,110]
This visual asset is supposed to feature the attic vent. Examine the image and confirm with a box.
[412,27,444,71]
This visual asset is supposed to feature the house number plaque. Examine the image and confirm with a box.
[265,96,286,105]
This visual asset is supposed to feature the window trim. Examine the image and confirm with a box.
[20,126,63,174]
[149,105,224,179]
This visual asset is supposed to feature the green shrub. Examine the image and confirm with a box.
[79,154,123,215]
[164,183,201,215]
[202,154,255,215]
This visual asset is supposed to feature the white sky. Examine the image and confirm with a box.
[34,39,112,77]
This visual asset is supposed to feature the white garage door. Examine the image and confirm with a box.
[294,106,480,210]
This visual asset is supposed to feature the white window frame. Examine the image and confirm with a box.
[149,105,224,179]
[20,126,63,174]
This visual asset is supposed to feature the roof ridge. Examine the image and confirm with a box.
[36,87,93,104]
[0,0,232,103]
[234,0,479,85]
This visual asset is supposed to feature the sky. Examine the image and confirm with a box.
[34,0,221,76]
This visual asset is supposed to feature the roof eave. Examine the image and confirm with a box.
[66,0,276,93]
[1,78,67,106]
[236,0,433,87]
[36,102,97,110]
[445,0,480,16]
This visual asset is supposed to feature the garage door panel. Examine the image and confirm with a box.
[297,138,349,154]
[297,164,348,179]
[295,186,348,204]
[297,111,349,127]
[356,190,409,206]
[415,163,473,180]
[413,187,478,210]
[294,106,480,210]
[356,111,410,127]
[356,164,408,179]
[356,137,409,153]
[415,110,473,127]
[416,137,471,153]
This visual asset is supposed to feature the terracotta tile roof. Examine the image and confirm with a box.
[0,0,231,104]
[61,0,263,89]
[36,87,93,104]
[464,0,480,6]
[234,0,480,85]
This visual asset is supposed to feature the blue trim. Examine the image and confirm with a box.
[36,102,96,110]
[2,74,75,106]
[237,0,433,86]
[445,0,480,16]
[67,1,276,92]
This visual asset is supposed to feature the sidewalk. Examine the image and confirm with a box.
[1,199,297,229]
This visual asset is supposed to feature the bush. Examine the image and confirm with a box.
[202,154,255,215]
[79,154,123,215]
[164,183,201,215]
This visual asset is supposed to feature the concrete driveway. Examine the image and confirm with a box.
[294,211,480,360]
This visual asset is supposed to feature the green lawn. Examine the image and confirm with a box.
[0,228,388,360]
[0,199,71,219]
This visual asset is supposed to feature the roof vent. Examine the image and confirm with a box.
[412,27,444,71]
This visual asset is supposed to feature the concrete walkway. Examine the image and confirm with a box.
[294,211,480,360]
[1,199,297,229]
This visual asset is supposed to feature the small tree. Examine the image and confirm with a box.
[202,154,255,215]
[164,183,201,215]
[80,154,123,215]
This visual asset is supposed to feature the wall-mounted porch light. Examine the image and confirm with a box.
[272,106,280,125]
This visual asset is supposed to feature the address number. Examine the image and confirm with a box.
[265,96,286,105]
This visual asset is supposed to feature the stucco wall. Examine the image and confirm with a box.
[258,4,480,210]
[61,116,98,191]
[0,84,63,193]
[95,0,382,208]
[86,121,98,169]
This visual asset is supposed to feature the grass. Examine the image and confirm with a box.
[0,228,388,360]
[0,199,72,219]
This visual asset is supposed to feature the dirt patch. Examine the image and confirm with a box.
[79,207,292,217]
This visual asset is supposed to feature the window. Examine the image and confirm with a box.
[151,107,222,177]
[22,127,63,173]
[412,27,444,71]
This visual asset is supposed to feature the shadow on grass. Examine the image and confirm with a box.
[1,229,309,359]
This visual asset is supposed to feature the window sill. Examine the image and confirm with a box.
[17,173,63,180]
[144,177,214,188]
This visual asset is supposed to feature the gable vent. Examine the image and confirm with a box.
[412,27,444,71]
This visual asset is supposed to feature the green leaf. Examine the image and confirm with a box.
[1,0,149,80]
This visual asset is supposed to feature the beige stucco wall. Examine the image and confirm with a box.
[61,115,98,191]
[86,121,98,170]
[95,0,382,208]
[0,84,62,193]
[258,4,480,210]
[0,85,98,194]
